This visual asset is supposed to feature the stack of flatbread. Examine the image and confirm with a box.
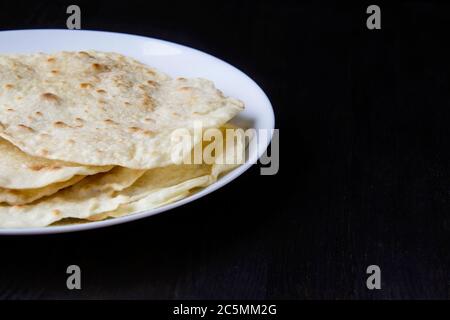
[0,51,244,228]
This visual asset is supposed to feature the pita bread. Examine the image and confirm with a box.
[0,138,112,189]
[0,125,244,228]
[0,167,146,228]
[0,175,85,205]
[0,51,244,169]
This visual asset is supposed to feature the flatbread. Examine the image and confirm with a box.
[0,51,244,169]
[0,138,112,189]
[0,126,244,228]
[0,167,146,228]
[89,124,245,221]
[0,175,85,205]
[87,166,217,222]
[87,169,212,222]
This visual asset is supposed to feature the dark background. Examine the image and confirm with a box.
[0,0,449,300]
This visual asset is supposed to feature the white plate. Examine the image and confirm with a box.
[0,29,274,235]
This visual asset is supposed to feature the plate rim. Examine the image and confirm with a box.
[0,29,275,235]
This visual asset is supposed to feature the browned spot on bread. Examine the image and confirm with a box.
[128,126,141,133]
[51,70,59,74]
[67,139,75,144]
[6,108,14,112]
[143,130,155,136]
[92,63,109,72]
[27,116,35,121]
[80,83,93,89]
[75,118,84,122]
[15,96,22,101]
[18,124,34,132]
[147,80,159,86]
[4,84,14,89]
[41,92,60,103]
[127,127,154,136]
[104,119,117,125]
[52,209,61,216]
[39,149,49,157]
[98,99,106,105]
[142,94,154,110]
[179,86,191,91]
[35,111,43,116]
[177,77,187,81]
[39,133,51,138]
[47,57,56,62]
[146,70,156,76]
[96,89,106,94]
[143,99,154,109]
[28,164,45,171]
[53,121,70,128]
[124,102,131,106]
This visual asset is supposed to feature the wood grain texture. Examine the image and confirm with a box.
[1,1,450,300]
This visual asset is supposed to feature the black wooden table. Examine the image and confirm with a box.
[1,1,449,300]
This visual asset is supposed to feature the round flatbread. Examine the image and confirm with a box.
[0,125,244,227]
[0,51,244,169]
